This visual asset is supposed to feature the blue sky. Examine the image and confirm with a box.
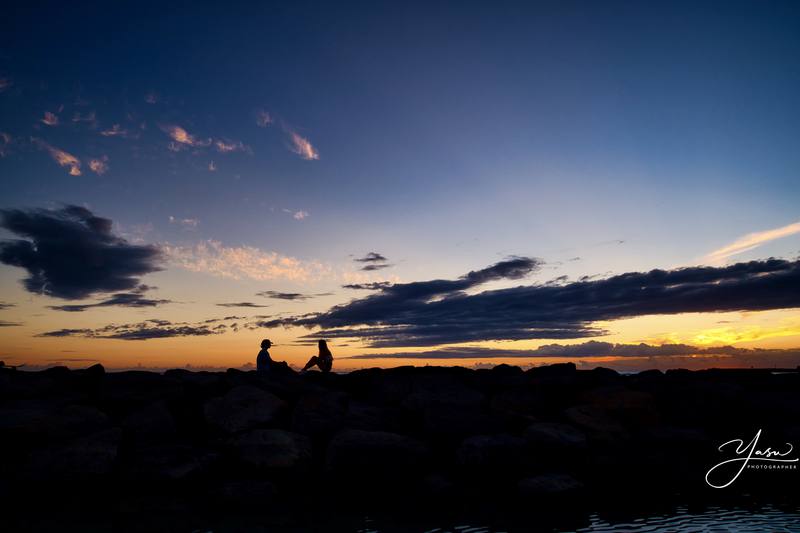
[1,1,800,370]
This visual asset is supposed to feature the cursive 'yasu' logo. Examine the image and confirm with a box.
[705,429,798,488]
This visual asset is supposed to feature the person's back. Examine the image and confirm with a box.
[256,339,273,372]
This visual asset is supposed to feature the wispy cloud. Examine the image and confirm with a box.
[283,208,309,220]
[703,220,800,265]
[214,138,251,154]
[0,320,23,327]
[0,132,13,158]
[99,124,129,137]
[161,124,210,150]
[47,285,172,312]
[72,111,97,125]
[216,302,270,308]
[144,91,159,104]
[38,318,235,341]
[40,111,59,126]
[31,138,81,175]
[168,216,200,229]
[256,109,272,127]
[88,156,109,175]
[354,251,392,271]
[0,77,12,92]
[255,290,331,301]
[287,130,319,160]
[163,239,332,283]
[208,160,217,172]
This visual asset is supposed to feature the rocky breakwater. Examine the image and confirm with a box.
[1,362,798,517]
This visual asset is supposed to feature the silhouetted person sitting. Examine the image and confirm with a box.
[257,339,273,372]
[301,340,333,373]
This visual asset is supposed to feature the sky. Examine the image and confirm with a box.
[1,1,799,372]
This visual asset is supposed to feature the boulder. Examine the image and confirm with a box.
[564,405,628,444]
[230,429,312,472]
[122,401,176,445]
[524,422,587,449]
[423,404,504,439]
[24,428,121,479]
[123,443,219,481]
[326,429,429,475]
[0,401,109,445]
[518,473,584,495]
[291,391,348,437]
[204,385,286,433]
[456,434,529,471]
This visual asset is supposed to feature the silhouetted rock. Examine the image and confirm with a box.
[204,385,286,433]
[456,434,528,471]
[524,422,587,449]
[24,428,121,479]
[291,391,348,437]
[326,429,429,475]
[122,401,176,446]
[230,429,312,472]
[518,473,584,495]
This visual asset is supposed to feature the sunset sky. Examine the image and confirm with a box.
[1,2,799,372]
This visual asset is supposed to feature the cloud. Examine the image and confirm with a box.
[0,205,163,299]
[0,77,12,92]
[47,285,172,312]
[283,208,309,220]
[145,92,159,104]
[41,111,59,126]
[72,111,97,125]
[354,251,392,271]
[703,221,800,265]
[216,302,270,308]
[342,281,393,291]
[0,132,12,157]
[160,124,210,149]
[32,138,81,175]
[0,301,15,310]
[0,320,23,327]
[287,130,319,160]
[38,318,232,341]
[256,290,329,301]
[256,109,272,127]
[355,252,388,263]
[214,138,251,154]
[163,239,331,283]
[99,124,129,137]
[168,216,200,229]
[88,156,109,175]
[208,161,217,172]
[259,257,800,348]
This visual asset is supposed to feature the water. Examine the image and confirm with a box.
[346,504,800,533]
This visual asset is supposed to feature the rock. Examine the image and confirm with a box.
[215,480,278,506]
[524,422,587,449]
[579,387,659,426]
[291,391,348,437]
[326,429,429,474]
[490,388,544,416]
[343,400,403,432]
[25,428,121,479]
[456,434,528,470]
[204,385,286,433]
[101,371,183,411]
[423,404,504,439]
[564,405,628,443]
[122,401,176,445]
[123,444,219,481]
[527,362,576,378]
[230,429,312,472]
[518,473,584,495]
[403,376,485,411]
[0,401,110,445]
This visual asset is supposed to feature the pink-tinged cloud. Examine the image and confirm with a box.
[208,160,217,172]
[163,239,333,283]
[160,124,210,149]
[0,132,12,158]
[0,77,12,91]
[100,124,128,137]
[72,111,97,124]
[32,138,81,175]
[293,210,310,220]
[256,109,272,127]
[169,216,200,229]
[214,138,251,154]
[145,91,159,104]
[41,111,59,126]
[703,220,800,265]
[88,156,109,175]
[287,130,319,160]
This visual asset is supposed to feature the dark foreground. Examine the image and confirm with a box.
[1,363,798,531]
